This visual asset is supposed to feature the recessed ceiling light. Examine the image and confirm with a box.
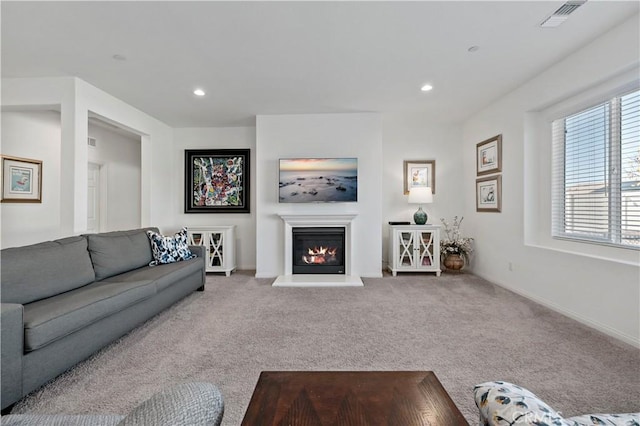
[421,84,433,92]
[193,89,206,96]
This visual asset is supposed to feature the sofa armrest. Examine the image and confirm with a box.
[189,245,205,259]
[118,382,223,426]
[1,303,24,409]
[474,381,570,426]
[189,245,207,286]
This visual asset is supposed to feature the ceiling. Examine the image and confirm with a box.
[2,1,639,128]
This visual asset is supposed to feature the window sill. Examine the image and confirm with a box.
[525,240,640,267]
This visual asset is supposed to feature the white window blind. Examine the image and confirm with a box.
[552,89,640,249]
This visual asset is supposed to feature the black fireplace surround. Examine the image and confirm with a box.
[292,227,345,274]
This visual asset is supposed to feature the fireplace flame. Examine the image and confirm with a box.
[303,246,338,264]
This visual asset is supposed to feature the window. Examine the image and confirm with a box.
[552,89,640,249]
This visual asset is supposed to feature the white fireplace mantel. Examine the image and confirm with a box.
[273,213,363,287]
[278,214,358,227]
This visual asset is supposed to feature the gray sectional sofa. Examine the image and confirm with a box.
[1,228,206,410]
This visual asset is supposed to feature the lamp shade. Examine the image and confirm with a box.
[408,187,433,204]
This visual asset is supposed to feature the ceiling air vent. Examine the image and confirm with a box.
[540,0,587,28]
[88,137,97,147]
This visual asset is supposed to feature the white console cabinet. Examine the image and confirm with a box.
[388,224,441,277]
[187,226,236,276]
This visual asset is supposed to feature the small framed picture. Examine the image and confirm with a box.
[184,149,250,213]
[476,175,501,212]
[476,134,502,176]
[403,160,435,194]
[1,155,42,203]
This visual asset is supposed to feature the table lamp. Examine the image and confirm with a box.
[408,187,433,225]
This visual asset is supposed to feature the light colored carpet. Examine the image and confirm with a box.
[10,271,640,424]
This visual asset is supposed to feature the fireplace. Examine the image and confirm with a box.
[273,213,362,287]
[292,227,345,274]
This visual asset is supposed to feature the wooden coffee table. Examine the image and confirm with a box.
[241,371,468,425]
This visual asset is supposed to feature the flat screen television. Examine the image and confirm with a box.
[279,158,358,203]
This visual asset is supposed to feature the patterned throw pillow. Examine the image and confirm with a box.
[474,381,570,426]
[474,381,639,426]
[146,228,196,266]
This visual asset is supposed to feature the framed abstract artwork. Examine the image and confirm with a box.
[476,134,502,176]
[476,175,501,212]
[184,149,250,213]
[403,160,436,194]
[1,155,42,203]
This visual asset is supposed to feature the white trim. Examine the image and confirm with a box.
[278,213,358,225]
[524,67,640,265]
[273,274,363,287]
[487,275,640,348]
[277,213,359,286]
[525,242,640,267]
[99,163,108,232]
[254,272,276,279]
[87,161,108,232]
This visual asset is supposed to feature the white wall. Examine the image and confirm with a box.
[172,127,256,269]
[173,119,462,272]
[2,77,77,237]
[462,15,640,346]
[88,123,141,231]
[75,80,175,231]
[256,113,383,278]
[381,112,464,266]
[1,77,175,239]
[1,111,62,247]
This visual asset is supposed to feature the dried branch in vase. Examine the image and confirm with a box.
[440,216,474,258]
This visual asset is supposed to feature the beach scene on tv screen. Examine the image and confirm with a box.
[279,158,357,203]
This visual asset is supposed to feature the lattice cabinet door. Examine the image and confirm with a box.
[397,231,415,267]
[388,225,441,277]
[187,226,236,276]
[188,231,205,247]
[206,231,224,268]
[417,231,435,268]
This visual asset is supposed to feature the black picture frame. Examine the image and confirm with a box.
[184,149,250,213]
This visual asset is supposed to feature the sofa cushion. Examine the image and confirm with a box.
[474,381,570,426]
[23,280,156,351]
[1,237,95,304]
[102,258,203,292]
[566,413,640,426]
[146,228,196,266]
[87,228,157,281]
[474,381,640,426]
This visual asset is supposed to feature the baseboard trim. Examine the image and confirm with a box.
[485,276,640,348]
[254,272,276,279]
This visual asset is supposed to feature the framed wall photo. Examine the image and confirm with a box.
[476,134,502,176]
[185,149,250,213]
[403,160,435,194]
[1,155,42,203]
[476,175,501,212]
